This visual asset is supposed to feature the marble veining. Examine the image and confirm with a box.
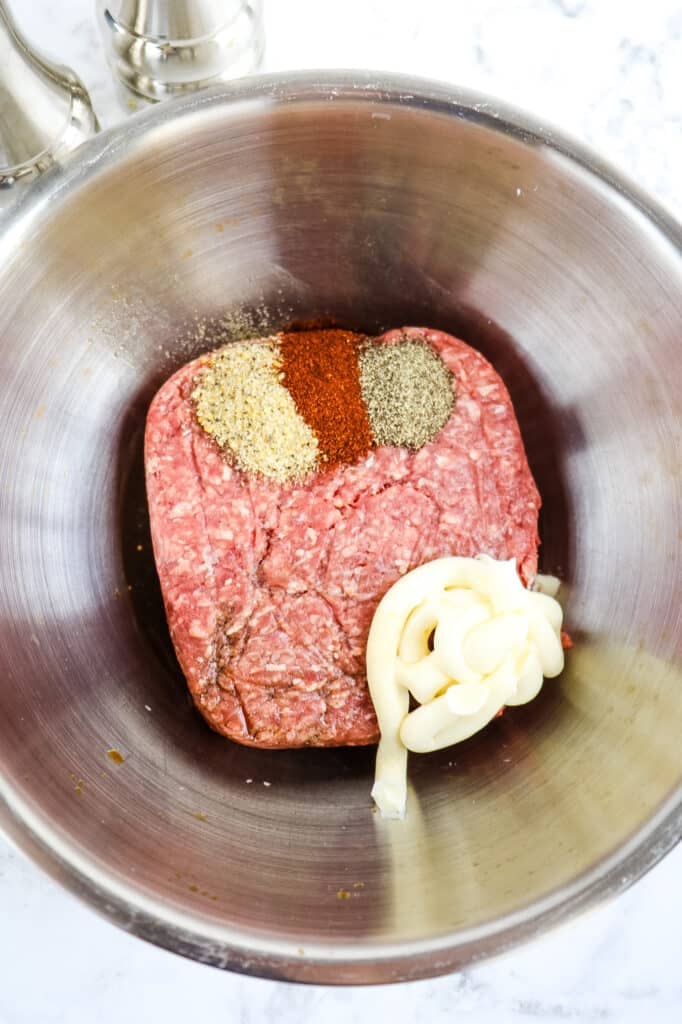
[1,0,680,1020]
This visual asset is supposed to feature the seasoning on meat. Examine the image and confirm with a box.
[359,339,454,448]
[192,331,453,482]
[279,329,373,469]
[192,341,319,482]
[145,327,541,749]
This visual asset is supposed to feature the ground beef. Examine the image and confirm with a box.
[144,327,540,747]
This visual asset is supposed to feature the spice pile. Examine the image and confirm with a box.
[359,340,454,449]
[191,328,455,482]
[279,330,373,467]
[192,341,319,482]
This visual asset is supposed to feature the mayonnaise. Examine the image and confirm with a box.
[366,555,565,819]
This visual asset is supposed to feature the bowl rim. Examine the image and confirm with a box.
[0,69,680,985]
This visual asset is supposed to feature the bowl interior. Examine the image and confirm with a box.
[0,79,680,982]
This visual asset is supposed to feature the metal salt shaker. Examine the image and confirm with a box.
[0,0,98,207]
[96,1,265,109]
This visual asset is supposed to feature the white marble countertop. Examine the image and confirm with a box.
[1,0,680,1021]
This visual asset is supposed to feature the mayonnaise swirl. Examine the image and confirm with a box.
[367,555,564,819]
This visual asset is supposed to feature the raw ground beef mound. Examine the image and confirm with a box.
[144,328,540,748]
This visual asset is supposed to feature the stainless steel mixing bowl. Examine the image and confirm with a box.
[0,72,680,985]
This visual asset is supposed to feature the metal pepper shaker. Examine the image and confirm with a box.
[0,0,98,206]
[96,1,265,109]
